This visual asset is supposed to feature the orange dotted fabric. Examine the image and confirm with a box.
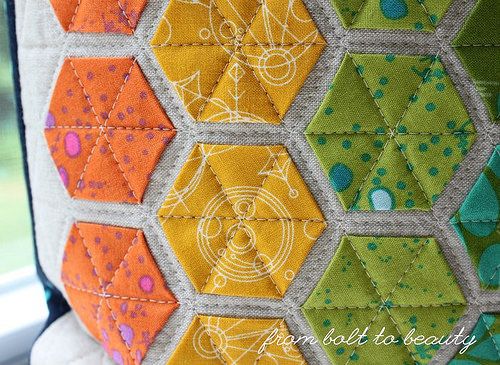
[45,58,175,203]
[61,222,179,365]
[49,0,147,34]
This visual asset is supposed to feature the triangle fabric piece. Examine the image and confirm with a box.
[202,226,282,298]
[356,139,430,210]
[350,53,433,127]
[74,134,137,203]
[200,54,282,124]
[69,58,135,123]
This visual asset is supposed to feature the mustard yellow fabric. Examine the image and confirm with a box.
[158,144,326,298]
[151,0,325,124]
[167,315,306,364]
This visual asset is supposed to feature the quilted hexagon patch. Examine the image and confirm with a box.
[49,0,147,33]
[305,53,476,211]
[450,313,500,364]
[167,315,306,364]
[452,0,500,123]
[302,236,467,365]
[151,0,325,124]
[45,58,175,203]
[451,146,500,290]
[158,144,326,298]
[61,222,179,364]
[330,0,452,31]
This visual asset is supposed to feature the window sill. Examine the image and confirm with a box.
[0,267,48,365]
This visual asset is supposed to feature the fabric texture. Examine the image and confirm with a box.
[167,316,306,364]
[49,0,147,34]
[44,57,176,203]
[306,53,476,211]
[330,0,452,31]
[302,235,467,365]
[452,0,500,123]
[451,146,500,290]
[61,222,179,364]
[158,144,326,298]
[450,313,500,365]
[150,0,325,124]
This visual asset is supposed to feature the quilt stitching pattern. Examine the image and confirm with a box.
[44,57,176,203]
[305,53,476,211]
[49,0,146,34]
[167,316,306,364]
[60,222,179,365]
[158,144,326,298]
[451,145,500,291]
[150,0,326,124]
[302,235,467,365]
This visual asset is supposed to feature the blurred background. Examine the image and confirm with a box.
[0,0,32,275]
[0,2,48,365]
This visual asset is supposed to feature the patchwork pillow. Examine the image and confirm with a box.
[11,0,499,364]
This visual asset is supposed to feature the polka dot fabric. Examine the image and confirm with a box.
[306,54,476,211]
[44,58,176,203]
[61,222,179,365]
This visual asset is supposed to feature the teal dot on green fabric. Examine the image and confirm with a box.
[324,107,334,115]
[429,167,439,176]
[397,181,406,190]
[397,125,407,133]
[432,194,439,202]
[425,102,436,112]
[323,319,331,327]
[336,348,345,355]
[405,199,415,208]
[372,177,381,185]
[367,242,378,251]
[443,147,452,157]
[374,89,384,99]
[380,0,408,20]
[317,136,326,145]
[369,187,395,210]
[447,120,456,129]
[342,140,352,149]
[385,54,396,62]
[399,143,407,152]
[377,167,387,176]
[352,123,361,132]
[361,153,371,162]
[375,127,385,134]
[431,135,440,144]
[374,140,384,148]
[415,22,424,30]
[409,315,417,325]
[328,83,334,90]
[419,143,428,152]
[379,76,389,85]
[356,65,364,75]
[329,163,353,192]
[350,353,359,361]
[430,14,438,25]
[410,94,418,103]
[452,163,460,171]
[436,82,445,92]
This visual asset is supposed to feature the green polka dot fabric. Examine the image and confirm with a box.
[451,146,500,290]
[452,0,500,123]
[330,0,452,31]
[450,313,500,365]
[302,236,467,365]
[305,53,476,211]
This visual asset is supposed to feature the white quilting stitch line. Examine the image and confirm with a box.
[417,0,438,29]
[63,282,178,304]
[68,0,82,31]
[152,42,324,48]
[46,125,177,131]
[301,302,465,310]
[158,214,324,223]
[481,314,500,358]
[117,0,135,32]
[348,0,367,27]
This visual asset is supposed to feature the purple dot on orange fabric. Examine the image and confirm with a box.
[62,106,68,114]
[100,94,108,102]
[87,72,94,80]
[64,132,81,158]
[119,324,134,347]
[66,89,73,97]
[139,275,154,293]
[112,350,124,365]
[46,113,55,127]
[58,166,69,187]
[118,112,125,120]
